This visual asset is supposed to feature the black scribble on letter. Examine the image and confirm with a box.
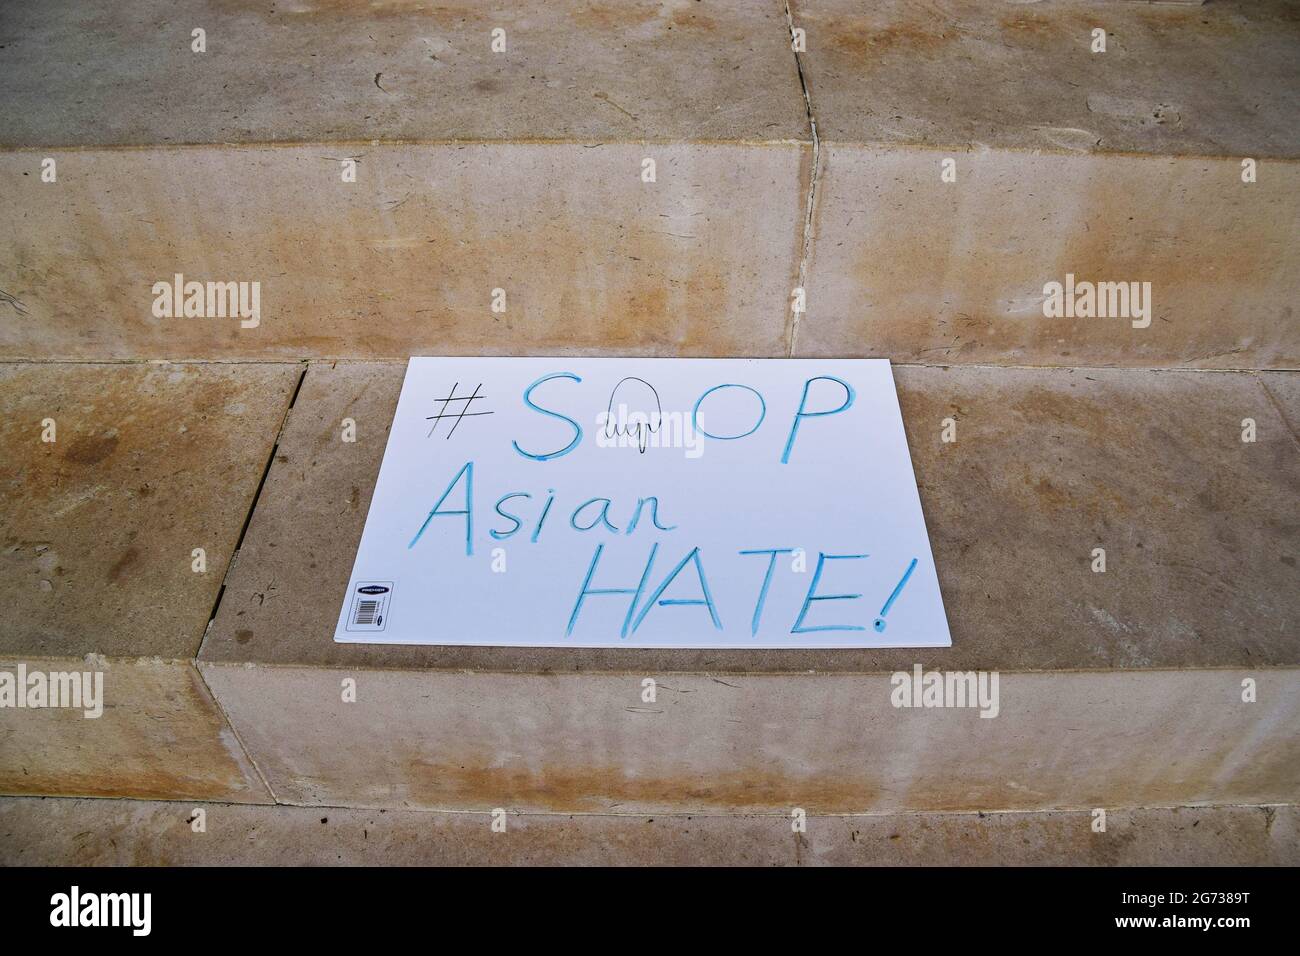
[426,382,493,439]
[604,377,662,454]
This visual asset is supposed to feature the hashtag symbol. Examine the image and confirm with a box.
[426,382,493,439]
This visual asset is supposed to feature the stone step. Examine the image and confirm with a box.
[793,0,1300,368]
[0,0,808,362]
[0,361,301,802]
[2,360,1295,808]
[1,796,1294,866]
[1,0,1295,366]
[190,360,1299,813]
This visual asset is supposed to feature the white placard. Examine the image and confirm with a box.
[335,357,950,649]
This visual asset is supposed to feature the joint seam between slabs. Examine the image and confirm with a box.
[1257,374,1300,449]
[785,0,818,359]
[190,362,309,805]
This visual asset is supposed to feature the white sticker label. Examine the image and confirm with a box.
[346,581,393,632]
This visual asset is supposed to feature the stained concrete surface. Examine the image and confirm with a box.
[785,0,1300,368]
[6,0,1293,157]
[1,797,1294,866]
[0,0,809,147]
[196,665,1300,812]
[0,362,299,802]
[0,143,806,360]
[0,657,269,803]
[200,362,1300,673]
[791,0,1300,156]
[1260,372,1300,440]
[798,147,1300,368]
[0,362,301,658]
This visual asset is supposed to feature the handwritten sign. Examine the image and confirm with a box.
[335,358,950,648]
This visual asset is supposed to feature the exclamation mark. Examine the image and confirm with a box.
[873,558,918,633]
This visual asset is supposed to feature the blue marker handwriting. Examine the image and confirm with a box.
[403,371,915,639]
[564,545,918,640]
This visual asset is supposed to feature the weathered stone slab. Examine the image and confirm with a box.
[1260,371,1300,440]
[2,797,1294,866]
[0,144,806,360]
[0,0,808,147]
[0,656,266,802]
[791,0,1300,367]
[0,362,300,801]
[798,148,1300,368]
[0,362,301,658]
[0,1,810,361]
[198,665,1299,812]
[790,0,1299,156]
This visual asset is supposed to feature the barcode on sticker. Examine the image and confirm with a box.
[346,581,393,632]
